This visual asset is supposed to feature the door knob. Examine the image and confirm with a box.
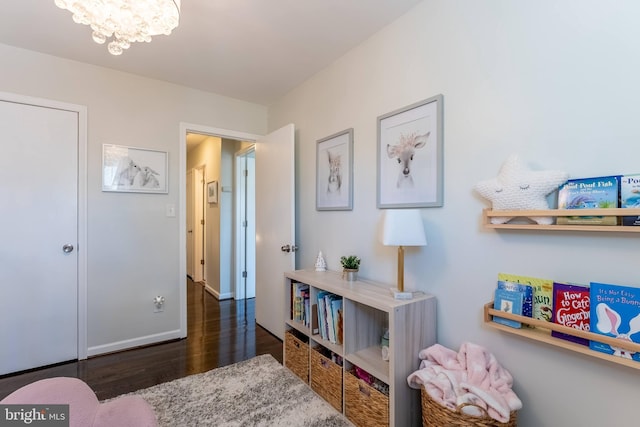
[280,244,299,253]
[62,244,74,253]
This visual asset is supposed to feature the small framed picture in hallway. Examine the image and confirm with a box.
[207,180,218,204]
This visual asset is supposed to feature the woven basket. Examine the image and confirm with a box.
[310,346,343,412]
[284,331,309,383]
[421,387,517,427]
[344,369,389,427]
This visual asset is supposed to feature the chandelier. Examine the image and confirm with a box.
[54,0,181,56]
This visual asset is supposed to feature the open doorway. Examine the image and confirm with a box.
[184,130,257,302]
[179,122,295,340]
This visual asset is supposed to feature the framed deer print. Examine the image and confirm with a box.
[377,94,443,208]
[316,128,353,211]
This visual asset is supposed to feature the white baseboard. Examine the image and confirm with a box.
[204,283,234,300]
[87,329,181,357]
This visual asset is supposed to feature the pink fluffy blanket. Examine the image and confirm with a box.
[407,342,522,423]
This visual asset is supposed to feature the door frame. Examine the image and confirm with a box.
[178,123,260,338]
[0,91,88,360]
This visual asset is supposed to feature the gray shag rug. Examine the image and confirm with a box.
[112,354,353,426]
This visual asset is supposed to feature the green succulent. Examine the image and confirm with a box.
[340,255,361,270]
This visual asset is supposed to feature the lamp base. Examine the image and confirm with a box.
[390,288,414,300]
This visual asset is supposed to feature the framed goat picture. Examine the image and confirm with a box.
[377,94,443,208]
[316,128,353,211]
[207,181,218,204]
[102,144,168,193]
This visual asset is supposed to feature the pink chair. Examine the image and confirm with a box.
[1,377,158,427]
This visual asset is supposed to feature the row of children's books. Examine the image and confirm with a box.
[290,282,343,345]
[556,174,640,226]
[316,291,343,345]
[492,273,640,362]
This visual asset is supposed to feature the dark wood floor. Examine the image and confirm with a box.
[0,279,282,401]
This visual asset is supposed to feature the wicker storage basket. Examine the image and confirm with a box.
[344,369,389,427]
[421,387,517,427]
[284,330,309,382]
[310,346,343,412]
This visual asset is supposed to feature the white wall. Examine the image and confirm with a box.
[268,1,640,425]
[0,43,267,355]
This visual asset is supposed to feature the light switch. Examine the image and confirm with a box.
[166,204,176,217]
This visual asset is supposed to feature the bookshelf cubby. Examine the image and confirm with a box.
[283,269,437,427]
[482,208,640,232]
[484,302,640,370]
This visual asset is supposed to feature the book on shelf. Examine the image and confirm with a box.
[311,303,319,335]
[316,291,330,340]
[498,273,554,323]
[325,294,336,343]
[551,282,590,346]
[330,296,343,345]
[322,293,343,345]
[315,291,342,344]
[493,288,524,329]
[620,173,640,226]
[557,175,620,225]
[497,280,533,319]
[589,282,640,362]
[292,282,310,325]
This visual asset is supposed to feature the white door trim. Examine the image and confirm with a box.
[179,123,261,338]
[0,91,88,360]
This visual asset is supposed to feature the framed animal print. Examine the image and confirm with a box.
[102,144,168,193]
[207,180,218,204]
[316,128,353,211]
[377,94,443,208]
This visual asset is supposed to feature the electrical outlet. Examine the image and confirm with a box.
[153,295,165,313]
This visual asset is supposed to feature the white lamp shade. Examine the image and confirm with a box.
[382,209,427,246]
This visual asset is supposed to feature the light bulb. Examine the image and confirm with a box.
[92,31,106,44]
[107,42,123,56]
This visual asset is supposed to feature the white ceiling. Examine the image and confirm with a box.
[0,0,422,106]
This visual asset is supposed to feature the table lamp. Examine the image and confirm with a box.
[382,209,427,299]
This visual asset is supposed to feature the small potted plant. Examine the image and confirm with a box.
[340,255,360,281]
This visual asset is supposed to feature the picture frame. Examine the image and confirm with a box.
[207,180,218,204]
[316,128,354,211]
[102,144,168,193]
[377,94,443,208]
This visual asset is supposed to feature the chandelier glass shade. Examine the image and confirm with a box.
[54,0,181,55]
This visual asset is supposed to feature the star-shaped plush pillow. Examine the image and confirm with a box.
[475,155,569,224]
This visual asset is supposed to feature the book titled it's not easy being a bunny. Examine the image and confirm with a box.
[590,282,640,362]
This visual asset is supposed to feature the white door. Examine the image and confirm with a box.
[255,124,296,339]
[235,147,256,300]
[186,169,194,279]
[193,167,205,283]
[186,167,205,282]
[0,99,79,375]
